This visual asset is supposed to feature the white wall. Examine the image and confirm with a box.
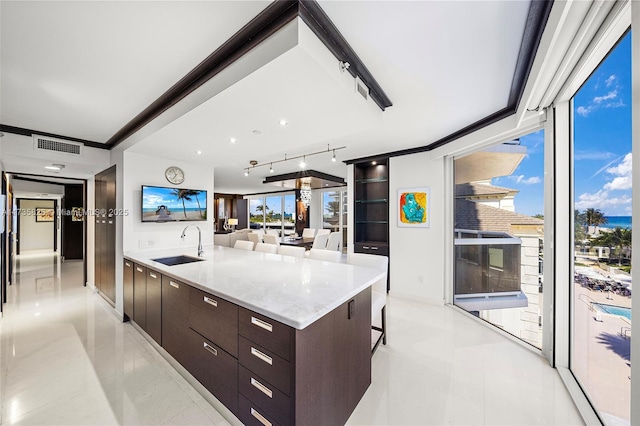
[17,199,55,252]
[388,152,445,303]
[122,151,214,252]
[12,180,65,196]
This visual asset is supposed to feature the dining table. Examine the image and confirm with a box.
[280,236,315,249]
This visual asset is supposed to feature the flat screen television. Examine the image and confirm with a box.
[141,185,207,222]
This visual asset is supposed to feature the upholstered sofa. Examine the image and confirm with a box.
[213,229,251,247]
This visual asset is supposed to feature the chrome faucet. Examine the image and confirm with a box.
[181,224,203,258]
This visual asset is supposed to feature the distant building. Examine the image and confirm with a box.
[455,181,544,348]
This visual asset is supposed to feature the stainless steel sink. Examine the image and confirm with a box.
[152,255,204,266]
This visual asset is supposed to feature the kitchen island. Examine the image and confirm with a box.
[124,245,383,426]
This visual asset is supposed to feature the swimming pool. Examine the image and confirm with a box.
[593,303,632,320]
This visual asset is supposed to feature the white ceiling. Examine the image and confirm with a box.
[0,0,532,194]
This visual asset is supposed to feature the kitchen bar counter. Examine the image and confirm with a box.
[124,245,383,329]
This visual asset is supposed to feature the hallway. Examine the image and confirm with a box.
[0,252,584,425]
[0,252,229,425]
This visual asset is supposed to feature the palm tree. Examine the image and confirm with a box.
[185,190,203,218]
[574,209,587,244]
[592,227,632,266]
[172,189,193,219]
[584,208,607,234]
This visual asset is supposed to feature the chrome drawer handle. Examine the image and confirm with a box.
[203,296,217,307]
[251,316,273,332]
[108,220,113,224]
[149,273,157,279]
[136,267,143,272]
[363,245,370,249]
[251,347,273,365]
[250,408,272,426]
[125,262,131,267]
[169,281,179,289]
[251,377,273,398]
[203,342,217,356]
[370,246,378,250]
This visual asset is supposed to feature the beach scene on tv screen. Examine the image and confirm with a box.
[142,187,206,221]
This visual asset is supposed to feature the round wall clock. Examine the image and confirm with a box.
[165,166,185,185]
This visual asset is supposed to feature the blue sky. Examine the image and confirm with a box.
[494,31,632,217]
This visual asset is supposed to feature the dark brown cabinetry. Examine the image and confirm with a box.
[132,264,161,344]
[146,269,162,344]
[123,260,134,321]
[94,165,116,304]
[124,257,372,426]
[354,158,390,290]
[161,276,190,367]
[133,264,147,330]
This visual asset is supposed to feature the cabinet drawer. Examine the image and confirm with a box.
[239,366,290,426]
[239,308,293,361]
[239,336,290,396]
[162,276,190,367]
[123,260,134,320]
[189,287,238,357]
[188,329,238,414]
[354,242,389,256]
[238,393,282,426]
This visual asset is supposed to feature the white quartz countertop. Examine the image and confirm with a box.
[124,245,384,330]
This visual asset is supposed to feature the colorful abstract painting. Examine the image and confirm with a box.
[398,187,430,227]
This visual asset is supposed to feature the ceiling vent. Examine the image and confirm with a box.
[355,76,369,101]
[33,135,83,156]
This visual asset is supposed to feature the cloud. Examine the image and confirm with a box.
[576,152,632,212]
[575,150,616,161]
[575,78,625,116]
[593,90,617,103]
[575,189,632,210]
[605,74,616,87]
[589,154,625,178]
[603,153,632,190]
[509,175,541,185]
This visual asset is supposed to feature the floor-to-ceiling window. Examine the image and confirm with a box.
[453,131,545,349]
[322,189,348,250]
[571,31,632,425]
[247,193,296,235]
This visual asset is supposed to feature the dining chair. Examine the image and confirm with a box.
[266,229,280,237]
[307,248,341,262]
[247,232,262,248]
[301,228,316,238]
[278,245,306,258]
[311,233,329,250]
[233,240,255,251]
[316,229,331,236]
[255,242,279,254]
[347,253,388,355]
[325,232,342,251]
[263,234,279,245]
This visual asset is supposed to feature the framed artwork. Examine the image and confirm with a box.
[36,207,55,222]
[71,207,84,222]
[398,187,430,228]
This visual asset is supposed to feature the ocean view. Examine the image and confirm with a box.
[603,216,632,230]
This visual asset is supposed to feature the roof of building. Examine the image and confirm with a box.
[455,182,518,198]
[455,199,544,234]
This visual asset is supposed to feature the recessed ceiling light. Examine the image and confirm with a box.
[371,161,377,165]
[252,130,262,135]
[196,150,202,155]
[230,138,237,144]
[279,119,288,126]
[45,165,63,170]
[244,170,249,177]
[299,156,306,169]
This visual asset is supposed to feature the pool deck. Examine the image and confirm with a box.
[573,281,631,424]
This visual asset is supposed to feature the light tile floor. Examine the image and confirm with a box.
[1,252,584,425]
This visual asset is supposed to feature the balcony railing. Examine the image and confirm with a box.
[454,229,528,311]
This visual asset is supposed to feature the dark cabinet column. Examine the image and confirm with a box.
[146,269,162,344]
[133,264,147,330]
[94,165,116,305]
